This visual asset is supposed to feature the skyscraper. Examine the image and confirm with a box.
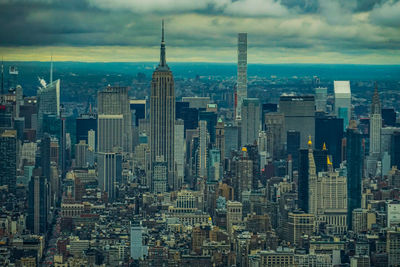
[346,121,363,229]
[198,120,208,178]
[287,130,300,170]
[307,138,318,215]
[264,113,285,160]
[174,119,184,190]
[130,99,146,127]
[97,114,123,153]
[76,112,97,144]
[27,168,48,234]
[97,86,132,152]
[236,33,247,120]
[150,21,175,190]
[315,87,327,112]
[279,95,315,149]
[0,130,17,193]
[369,83,382,155]
[298,143,328,213]
[97,152,121,202]
[315,116,344,168]
[215,118,225,161]
[334,81,351,129]
[241,98,261,146]
[37,79,60,139]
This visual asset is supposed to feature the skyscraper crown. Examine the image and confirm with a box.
[371,82,381,115]
[157,20,169,71]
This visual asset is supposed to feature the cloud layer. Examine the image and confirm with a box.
[0,0,399,63]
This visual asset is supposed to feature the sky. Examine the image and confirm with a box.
[0,0,400,64]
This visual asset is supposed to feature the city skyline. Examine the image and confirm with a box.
[1,0,400,64]
[1,2,400,266]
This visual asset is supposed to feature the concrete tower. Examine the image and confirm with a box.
[150,20,175,190]
[236,33,247,120]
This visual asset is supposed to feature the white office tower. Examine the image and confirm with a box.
[174,119,184,190]
[198,120,208,178]
[241,98,261,146]
[236,33,247,120]
[334,81,351,129]
[98,152,119,201]
[130,222,148,260]
[315,87,327,112]
[97,114,123,153]
[369,83,382,156]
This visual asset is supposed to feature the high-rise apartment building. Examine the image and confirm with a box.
[241,98,261,146]
[150,21,175,190]
[236,33,247,120]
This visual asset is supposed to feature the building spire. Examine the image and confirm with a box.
[159,19,168,69]
[371,81,381,114]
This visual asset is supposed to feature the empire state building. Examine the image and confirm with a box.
[150,20,175,190]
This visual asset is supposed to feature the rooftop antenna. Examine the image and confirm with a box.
[50,54,53,84]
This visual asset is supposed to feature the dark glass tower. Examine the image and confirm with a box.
[0,130,17,193]
[392,132,400,169]
[382,108,396,127]
[76,113,97,144]
[27,168,48,234]
[150,21,175,190]
[199,110,217,144]
[346,123,363,229]
[287,130,300,170]
[315,116,344,168]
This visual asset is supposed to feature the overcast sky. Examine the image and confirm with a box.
[1,0,399,63]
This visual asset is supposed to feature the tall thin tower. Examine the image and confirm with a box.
[236,33,247,120]
[150,20,175,190]
[369,82,381,156]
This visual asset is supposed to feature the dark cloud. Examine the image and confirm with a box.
[0,0,399,57]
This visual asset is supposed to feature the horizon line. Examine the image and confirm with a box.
[2,60,400,66]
